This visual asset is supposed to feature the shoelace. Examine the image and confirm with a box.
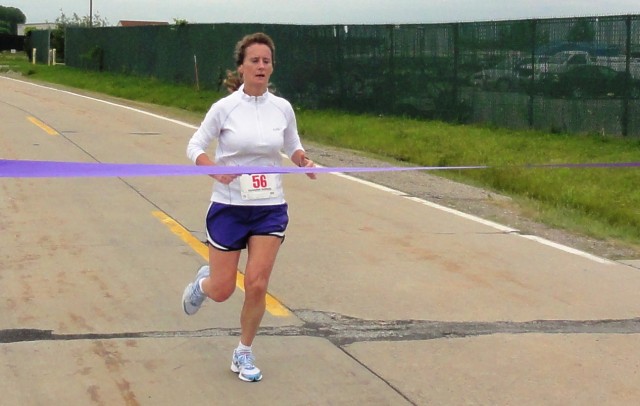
[235,352,256,369]
[189,283,205,305]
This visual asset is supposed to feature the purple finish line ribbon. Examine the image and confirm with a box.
[1,159,639,178]
[0,159,487,178]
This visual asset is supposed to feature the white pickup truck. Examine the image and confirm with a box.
[470,50,640,92]
[541,51,640,79]
[500,52,593,80]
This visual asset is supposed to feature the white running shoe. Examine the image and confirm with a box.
[181,265,209,315]
[231,349,263,382]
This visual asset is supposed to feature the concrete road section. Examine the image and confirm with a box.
[1,76,639,405]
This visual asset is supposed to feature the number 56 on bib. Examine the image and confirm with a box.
[239,174,280,200]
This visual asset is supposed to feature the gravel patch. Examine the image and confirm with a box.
[304,142,640,262]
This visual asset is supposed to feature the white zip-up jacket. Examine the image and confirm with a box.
[187,85,304,206]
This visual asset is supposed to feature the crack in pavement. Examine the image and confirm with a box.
[1,310,639,345]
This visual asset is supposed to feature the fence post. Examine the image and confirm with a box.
[387,25,396,111]
[622,15,631,137]
[32,48,36,64]
[335,25,345,108]
[528,19,537,129]
[193,54,200,91]
[452,23,460,121]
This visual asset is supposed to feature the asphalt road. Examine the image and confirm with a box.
[2,76,640,405]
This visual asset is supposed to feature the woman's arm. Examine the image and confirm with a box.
[195,152,236,184]
[291,149,316,180]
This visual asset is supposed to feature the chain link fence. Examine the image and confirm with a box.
[61,16,640,136]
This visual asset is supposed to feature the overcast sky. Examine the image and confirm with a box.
[6,0,640,26]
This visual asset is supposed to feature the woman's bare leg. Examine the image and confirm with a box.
[239,235,281,346]
[201,245,241,302]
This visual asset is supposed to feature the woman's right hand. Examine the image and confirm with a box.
[212,174,238,184]
[196,153,237,183]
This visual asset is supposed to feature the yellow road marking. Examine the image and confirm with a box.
[151,210,291,317]
[27,116,59,136]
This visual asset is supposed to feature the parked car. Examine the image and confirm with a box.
[543,51,594,74]
[470,58,526,91]
[471,55,552,91]
[471,60,519,91]
[538,65,640,99]
[514,55,550,79]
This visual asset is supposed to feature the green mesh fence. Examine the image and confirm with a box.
[65,16,640,137]
[0,33,24,51]
[29,29,50,64]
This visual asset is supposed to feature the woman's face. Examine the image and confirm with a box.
[238,43,273,93]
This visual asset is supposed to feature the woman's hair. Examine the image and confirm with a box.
[223,32,276,93]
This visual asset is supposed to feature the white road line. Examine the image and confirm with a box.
[1,76,198,130]
[402,196,519,233]
[520,235,612,264]
[3,76,614,265]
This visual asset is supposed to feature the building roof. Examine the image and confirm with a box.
[17,23,57,36]
[117,20,170,27]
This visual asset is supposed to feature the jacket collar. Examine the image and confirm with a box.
[238,84,269,103]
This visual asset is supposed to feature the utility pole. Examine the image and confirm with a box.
[90,0,93,27]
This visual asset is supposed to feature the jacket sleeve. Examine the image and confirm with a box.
[186,103,221,163]
[282,102,304,158]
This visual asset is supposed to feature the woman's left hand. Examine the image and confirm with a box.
[300,157,317,180]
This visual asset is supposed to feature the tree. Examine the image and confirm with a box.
[51,10,110,59]
[0,6,26,35]
[499,20,550,51]
[173,18,188,26]
[55,10,109,28]
[0,21,10,35]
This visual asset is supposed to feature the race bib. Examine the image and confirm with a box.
[239,174,280,200]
